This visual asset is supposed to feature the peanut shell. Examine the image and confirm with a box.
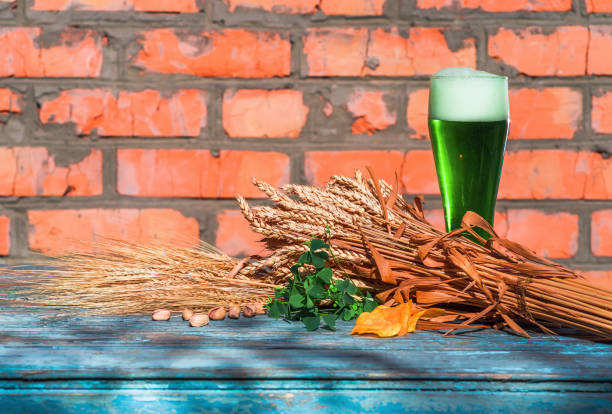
[189,313,209,327]
[152,309,171,321]
[208,307,226,321]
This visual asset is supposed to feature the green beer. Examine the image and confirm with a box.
[428,68,509,235]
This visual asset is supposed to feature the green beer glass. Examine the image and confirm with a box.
[428,68,509,236]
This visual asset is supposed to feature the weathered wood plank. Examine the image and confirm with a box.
[0,310,611,381]
[0,388,611,414]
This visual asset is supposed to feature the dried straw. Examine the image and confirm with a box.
[8,240,277,315]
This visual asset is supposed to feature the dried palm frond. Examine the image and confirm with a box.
[8,240,276,315]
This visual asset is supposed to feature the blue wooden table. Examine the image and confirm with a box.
[1,296,611,412]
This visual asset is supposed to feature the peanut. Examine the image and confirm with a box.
[254,303,266,315]
[189,313,209,327]
[152,309,171,321]
[228,304,240,319]
[182,309,194,321]
[243,304,256,318]
[208,307,226,321]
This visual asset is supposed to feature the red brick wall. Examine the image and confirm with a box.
[0,0,611,287]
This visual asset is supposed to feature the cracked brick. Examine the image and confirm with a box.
[346,89,396,135]
[499,150,612,199]
[39,89,207,137]
[488,26,589,76]
[588,26,612,75]
[586,0,612,13]
[27,209,199,255]
[133,29,290,78]
[418,0,571,11]
[592,90,612,134]
[592,210,612,256]
[0,147,102,197]
[31,0,199,12]
[222,0,386,15]
[303,27,475,77]
[117,149,290,198]
[222,89,309,138]
[406,89,429,140]
[0,216,9,256]
[304,150,439,194]
[0,28,104,77]
[509,88,582,139]
[0,89,22,114]
[215,209,269,257]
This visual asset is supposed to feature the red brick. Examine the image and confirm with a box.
[346,90,396,135]
[223,0,319,13]
[417,0,454,7]
[222,0,385,15]
[304,150,405,186]
[418,0,571,11]
[133,0,198,12]
[0,28,104,77]
[319,0,386,15]
[222,89,309,138]
[0,147,102,196]
[303,27,475,77]
[32,0,130,10]
[509,88,582,139]
[28,209,199,255]
[424,209,507,236]
[588,26,612,75]
[592,210,612,256]
[499,150,612,200]
[586,0,612,13]
[488,26,588,76]
[406,89,429,139]
[215,209,269,257]
[117,149,290,198]
[505,210,578,258]
[31,0,198,12]
[582,271,612,290]
[0,89,21,113]
[592,90,612,134]
[0,216,9,256]
[424,209,446,231]
[39,89,206,137]
[401,151,439,194]
[133,29,290,78]
[304,150,438,194]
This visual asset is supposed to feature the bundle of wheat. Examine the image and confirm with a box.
[9,241,276,315]
[236,168,612,339]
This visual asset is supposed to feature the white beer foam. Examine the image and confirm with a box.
[429,67,509,122]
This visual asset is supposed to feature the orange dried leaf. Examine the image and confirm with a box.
[352,302,445,338]
[400,307,446,336]
[351,304,408,338]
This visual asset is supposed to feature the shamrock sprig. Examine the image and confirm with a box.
[265,237,378,331]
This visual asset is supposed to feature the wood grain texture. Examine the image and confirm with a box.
[1,273,612,413]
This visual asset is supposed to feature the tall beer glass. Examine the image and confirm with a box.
[428,68,509,236]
